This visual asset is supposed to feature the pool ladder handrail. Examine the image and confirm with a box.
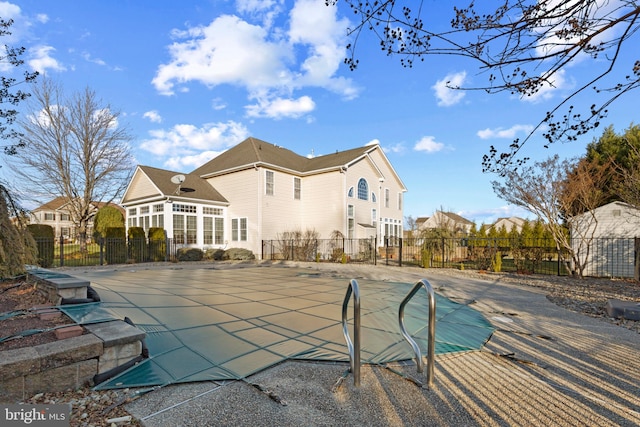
[398,279,436,387]
[341,278,361,387]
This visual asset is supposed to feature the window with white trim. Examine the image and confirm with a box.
[357,178,368,200]
[397,192,402,210]
[232,218,247,241]
[384,188,390,208]
[266,170,274,195]
[294,177,301,200]
[203,207,224,245]
[347,204,354,239]
[44,213,55,221]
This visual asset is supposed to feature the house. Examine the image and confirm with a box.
[571,201,640,278]
[489,216,527,234]
[29,197,122,241]
[120,137,407,258]
[418,211,474,235]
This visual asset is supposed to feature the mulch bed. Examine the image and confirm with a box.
[0,279,74,351]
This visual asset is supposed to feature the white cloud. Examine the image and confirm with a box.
[165,150,226,170]
[35,13,49,24]
[477,124,534,139]
[152,1,357,118]
[152,15,290,95]
[143,110,162,123]
[414,136,445,153]
[211,97,227,110]
[82,52,106,66]
[432,71,467,107]
[139,120,250,169]
[28,45,66,73]
[245,95,315,119]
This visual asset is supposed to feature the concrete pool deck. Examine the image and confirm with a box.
[66,262,640,426]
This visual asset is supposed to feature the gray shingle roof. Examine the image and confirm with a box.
[192,137,374,177]
[133,165,228,204]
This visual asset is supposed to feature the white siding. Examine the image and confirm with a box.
[571,202,640,278]
[123,170,160,202]
[207,169,259,253]
[301,171,345,238]
[260,169,304,239]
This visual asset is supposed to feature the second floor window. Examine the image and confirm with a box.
[266,171,274,195]
[294,177,301,200]
[357,178,368,200]
[44,213,55,221]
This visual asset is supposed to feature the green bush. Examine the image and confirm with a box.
[223,248,255,261]
[421,249,431,269]
[127,227,147,262]
[177,247,204,261]
[205,248,225,260]
[492,251,502,272]
[105,227,126,265]
[27,224,54,268]
[148,228,166,262]
[93,205,124,240]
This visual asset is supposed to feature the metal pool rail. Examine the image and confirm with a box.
[341,278,361,387]
[399,279,436,387]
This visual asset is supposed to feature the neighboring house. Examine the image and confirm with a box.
[121,137,407,258]
[418,211,474,235]
[489,216,527,234]
[571,201,640,278]
[30,197,121,241]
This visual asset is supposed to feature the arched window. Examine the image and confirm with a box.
[347,187,354,198]
[357,178,368,200]
[371,192,377,203]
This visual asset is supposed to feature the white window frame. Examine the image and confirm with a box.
[266,170,274,195]
[294,177,301,200]
[232,217,247,241]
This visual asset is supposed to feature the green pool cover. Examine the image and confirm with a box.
[58,267,493,390]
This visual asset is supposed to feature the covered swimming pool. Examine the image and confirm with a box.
[59,266,494,390]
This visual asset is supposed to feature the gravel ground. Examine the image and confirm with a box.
[5,262,639,426]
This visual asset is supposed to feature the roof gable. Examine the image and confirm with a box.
[123,165,228,204]
[192,137,380,178]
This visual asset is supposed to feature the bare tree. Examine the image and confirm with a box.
[328,1,640,173]
[0,18,39,157]
[11,78,134,245]
[492,155,609,277]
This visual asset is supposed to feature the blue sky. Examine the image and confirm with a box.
[2,0,638,225]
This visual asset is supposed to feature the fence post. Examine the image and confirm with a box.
[441,237,445,268]
[59,236,64,267]
[635,238,640,281]
[399,237,403,267]
[99,238,104,266]
[374,237,377,266]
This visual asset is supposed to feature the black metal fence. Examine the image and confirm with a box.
[30,235,638,278]
[262,236,639,279]
[33,237,179,268]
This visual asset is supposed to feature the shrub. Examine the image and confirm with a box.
[492,251,502,272]
[205,248,225,260]
[148,228,166,262]
[127,227,147,262]
[93,205,124,240]
[223,248,255,261]
[177,247,204,261]
[105,227,126,265]
[26,224,54,268]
